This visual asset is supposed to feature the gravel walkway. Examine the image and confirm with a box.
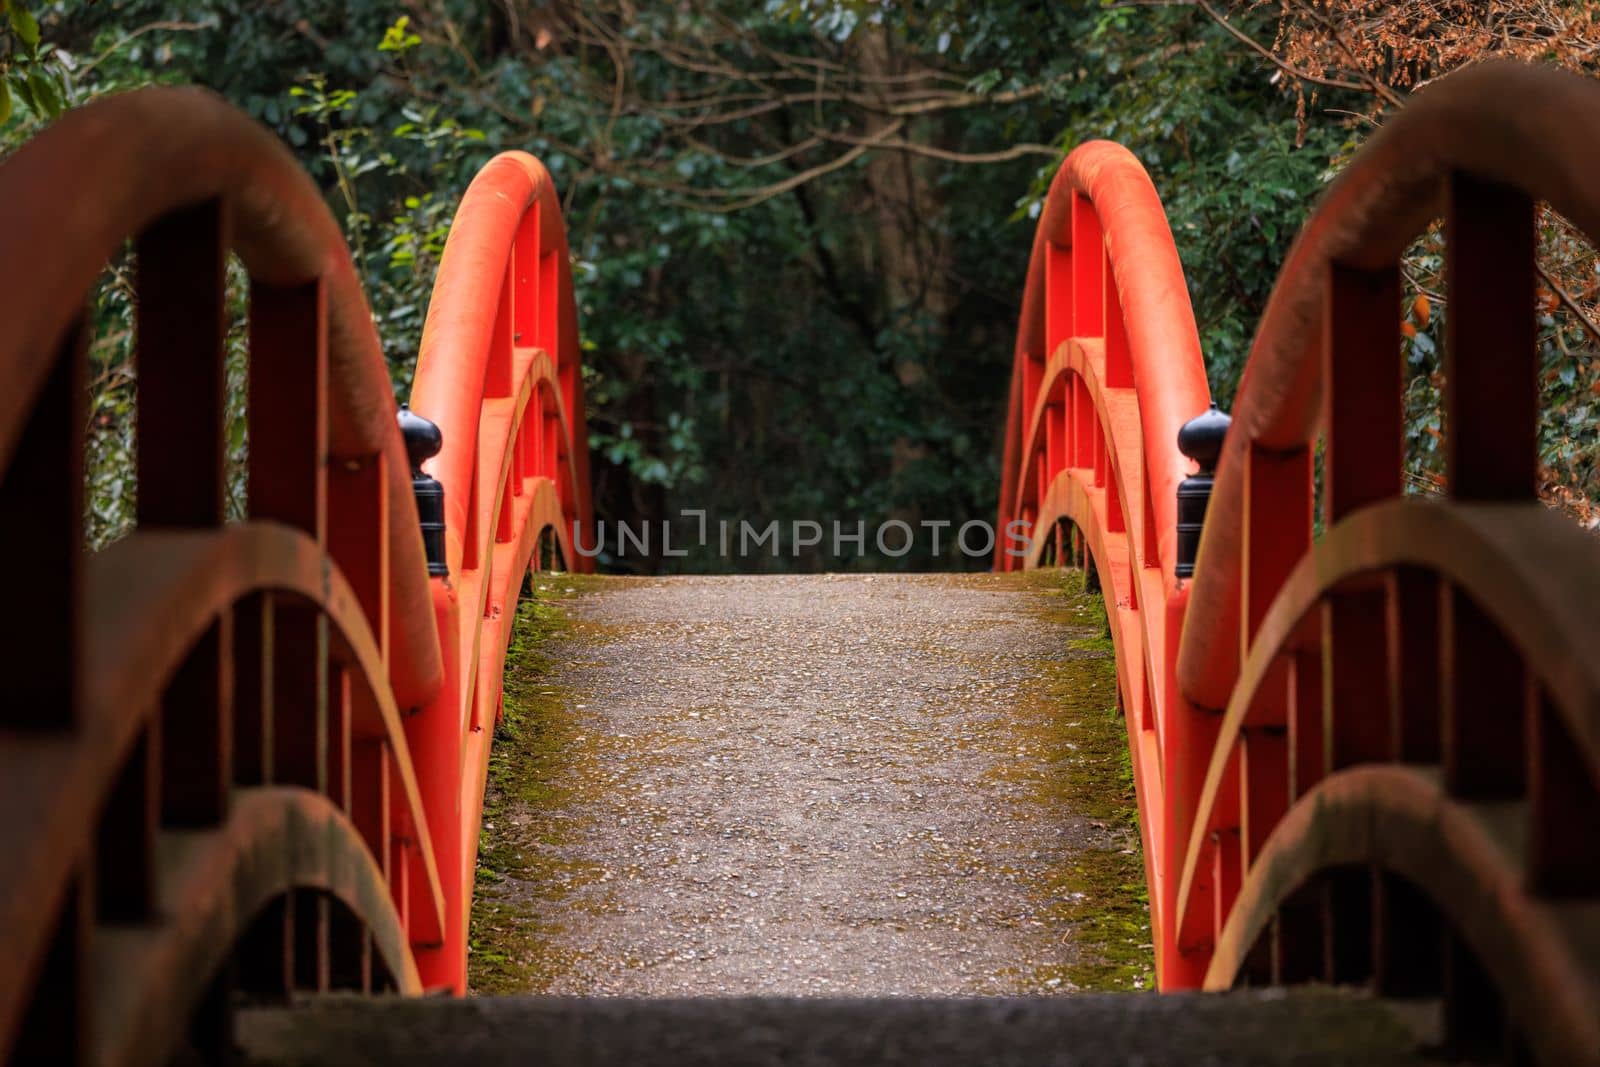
[473,572,1140,996]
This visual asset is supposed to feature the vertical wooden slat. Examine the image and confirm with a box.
[14,875,91,1063]
[1288,648,1325,799]
[511,410,527,496]
[543,418,559,486]
[1107,465,1127,536]
[327,453,390,665]
[233,593,275,785]
[1240,727,1289,872]
[249,278,328,541]
[96,722,159,922]
[1103,251,1132,388]
[1441,583,1525,798]
[1445,171,1536,502]
[520,407,540,489]
[392,821,412,933]
[1323,586,1392,769]
[1091,411,1106,489]
[161,612,234,826]
[1072,377,1092,468]
[137,199,228,529]
[1071,194,1104,338]
[329,905,371,993]
[1388,567,1441,763]
[1209,827,1241,946]
[538,247,560,355]
[1045,403,1065,485]
[1022,355,1043,431]
[328,663,352,810]
[462,463,480,573]
[1241,444,1312,660]
[497,469,515,544]
[1324,262,1402,523]
[351,741,392,879]
[484,265,515,399]
[1142,474,1159,571]
[292,891,331,993]
[1527,689,1600,894]
[1045,240,1073,356]
[0,316,87,728]
[512,205,540,346]
[273,604,327,792]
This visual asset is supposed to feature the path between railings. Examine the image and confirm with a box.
[468,571,1150,996]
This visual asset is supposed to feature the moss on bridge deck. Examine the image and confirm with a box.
[469,570,1150,995]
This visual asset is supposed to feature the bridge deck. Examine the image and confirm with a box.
[238,990,1442,1067]
[472,571,1144,995]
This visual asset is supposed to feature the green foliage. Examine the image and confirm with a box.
[23,1,1592,563]
[0,0,70,126]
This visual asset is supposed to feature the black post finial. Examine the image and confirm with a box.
[398,404,448,577]
[1175,403,1231,579]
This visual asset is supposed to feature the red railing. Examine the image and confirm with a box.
[1000,63,1600,1063]
[995,138,1213,986]
[0,87,594,1059]
[2,58,1598,1067]
[0,86,450,1060]
[406,150,595,993]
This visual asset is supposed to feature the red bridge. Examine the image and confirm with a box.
[2,62,1597,1066]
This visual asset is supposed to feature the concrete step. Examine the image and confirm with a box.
[238,989,1454,1066]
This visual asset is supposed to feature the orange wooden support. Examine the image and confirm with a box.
[996,139,1214,988]
[136,198,228,529]
[996,68,1600,1030]
[2,59,1600,1067]
[404,149,596,991]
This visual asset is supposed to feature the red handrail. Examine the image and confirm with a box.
[0,86,442,710]
[995,139,1212,987]
[998,68,1600,1045]
[1178,61,1600,710]
[1167,63,1600,1021]
[0,86,451,1054]
[407,150,595,992]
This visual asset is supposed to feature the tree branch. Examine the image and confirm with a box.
[1189,0,1368,93]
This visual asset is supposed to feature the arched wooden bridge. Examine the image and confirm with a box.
[2,61,1597,1067]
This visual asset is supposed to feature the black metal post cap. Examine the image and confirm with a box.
[397,403,443,477]
[1177,402,1231,474]
[1174,402,1231,580]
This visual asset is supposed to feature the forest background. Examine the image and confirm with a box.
[3,0,1596,571]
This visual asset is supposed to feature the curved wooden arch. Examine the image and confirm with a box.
[0,87,452,1062]
[1177,498,1600,901]
[1133,60,1600,1057]
[1180,62,1600,709]
[1025,337,1170,957]
[997,65,1600,1021]
[94,787,420,1067]
[0,85,441,707]
[0,529,447,1059]
[408,149,595,993]
[996,141,1213,986]
[1158,64,1600,1038]
[1173,500,1600,1034]
[1207,766,1600,1067]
